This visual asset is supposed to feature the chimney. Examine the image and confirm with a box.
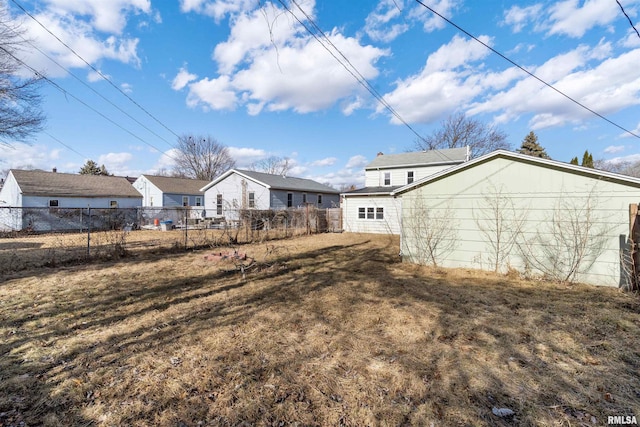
[377,152,384,156]
[52,167,57,173]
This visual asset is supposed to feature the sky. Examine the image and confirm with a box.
[1,0,640,188]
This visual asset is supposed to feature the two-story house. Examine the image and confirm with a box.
[341,147,469,234]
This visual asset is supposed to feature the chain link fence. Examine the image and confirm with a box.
[0,206,342,274]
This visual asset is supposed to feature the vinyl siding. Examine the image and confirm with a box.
[342,194,402,234]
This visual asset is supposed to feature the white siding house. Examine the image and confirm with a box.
[396,150,640,288]
[132,175,209,209]
[201,169,340,221]
[342,147,469,234]
[0,169,143,231]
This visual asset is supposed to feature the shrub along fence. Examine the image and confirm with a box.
[0,206,342,274]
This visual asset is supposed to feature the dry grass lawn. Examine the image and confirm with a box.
[1,233,639,426]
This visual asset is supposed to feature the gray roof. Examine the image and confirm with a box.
[365,147,468,170]
[342,186,403,195]
[234,169,340,194]
[10,169,142,198]
[142,175,210,195]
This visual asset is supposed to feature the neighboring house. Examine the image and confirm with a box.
[341,147,469,234]
[132,175,209,209]
[0,169,142,231]
[395,149,640,288]
[201,169,340,220]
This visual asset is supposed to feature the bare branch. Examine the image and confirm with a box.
[172,134,236,181]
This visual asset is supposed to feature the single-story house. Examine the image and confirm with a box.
[341,147,469,234]
[132,175,209,209]
[201,169,340,220]
[394,149,640,288]
[0,169,142,231]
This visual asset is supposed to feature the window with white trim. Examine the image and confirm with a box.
[216,194,223,215]
[407,171,414,184]
[182,196,189,207]
[248,192,255,208]
[384,172,391,186]
[195,196,202,207]
[358,206,384,220]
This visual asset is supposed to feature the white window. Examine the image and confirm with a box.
[384,172,391,186]
[358,206,384,220]
[182,196,189,207]
[407,171,414,184]
[248,192,255,208]
[216,194,223,215]
[195,196,202,207]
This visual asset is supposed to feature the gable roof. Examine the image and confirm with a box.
[393,149,640,196]
[141,175,210,195]
[9,169,143,198]
[201,169,340,194]
[365,147,469,170]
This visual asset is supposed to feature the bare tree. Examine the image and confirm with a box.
[517,187,609,283]
[473,183,528,272]
[402,196,458,267]
[414,112,510,158]
[594,158,640,178]
[172,134,236,181]
[249,156,290,175]
[0,6,45,146]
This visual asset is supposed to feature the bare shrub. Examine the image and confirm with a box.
[403,197,458,267]
[473,183,528,273]
[517,187,609,283]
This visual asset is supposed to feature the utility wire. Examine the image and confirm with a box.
[0,44,180,162]
[278,0,457,162]
[0,21,177,150]
[616,0,640,41]
[10,0,181,140]
[413,0,640,140]
[42,130,88,159]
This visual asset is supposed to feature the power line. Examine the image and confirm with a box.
[276,0,457,163]
[42,131,88,159]
[10,0,181,141]
[616,0,640,41]
[413,0,640,140]
[0,44,180,162]
[0,21,177,150]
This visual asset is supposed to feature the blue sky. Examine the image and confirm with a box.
[2,0,640,188]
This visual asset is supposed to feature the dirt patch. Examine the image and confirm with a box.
[0,233,638,426]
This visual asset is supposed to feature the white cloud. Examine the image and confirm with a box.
[309,157,337,167]
[364,0,409,43]
[607,153,640,164]
[172,66,198,91]
[181,2,387,115]
[0,143,67,172]
[502,4,542,33]
[408,0,459,33]
[152,148,181,172]
[547,0,620,38]
[42,0,152,34]
[345,155,368,169]
[379,35,491,124]
[97,152,133,175]
[179,0,259,21]
[468,43,640,130]
[227,147,267,167]
[120,82,133,93]
[604,145,625,154]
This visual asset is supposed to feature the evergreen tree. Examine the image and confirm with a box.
[570,157,579,165]
[79,160,110,175]
[581,150,594,168]
[516,131,550,159]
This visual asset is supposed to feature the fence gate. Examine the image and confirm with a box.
[326,208,342,232]
[628,203,640,291]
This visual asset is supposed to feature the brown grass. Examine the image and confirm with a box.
[1,233,639,426]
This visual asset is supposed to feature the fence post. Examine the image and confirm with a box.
[86,206,91,259]
[184,208,188,250]
[629,203,639,291]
